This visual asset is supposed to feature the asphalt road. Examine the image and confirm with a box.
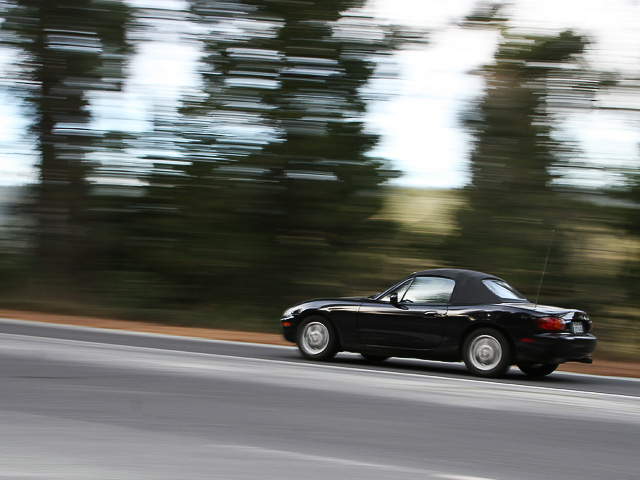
[1,318,639,480]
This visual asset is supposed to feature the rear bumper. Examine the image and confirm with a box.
[515,333,597,364]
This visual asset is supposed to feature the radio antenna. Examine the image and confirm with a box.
[535,229,555,309]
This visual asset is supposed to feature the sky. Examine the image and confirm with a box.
[367,0,640,188]
[1,0,640,188]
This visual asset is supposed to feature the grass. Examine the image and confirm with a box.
[376,187,463,235]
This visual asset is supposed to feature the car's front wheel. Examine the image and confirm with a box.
[517,363,559,377]
[297,316,338,361]
[463,328,512,378]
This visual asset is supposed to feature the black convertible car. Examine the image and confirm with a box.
[280,268,597,377]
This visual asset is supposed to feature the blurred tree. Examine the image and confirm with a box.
[445,30,591,298]
[627,173,640,230]
[139,0,401,313]
[618,171,640,301]
[0,0,133,288]
[461,1,507,27]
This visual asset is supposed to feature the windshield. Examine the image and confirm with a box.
[482,279,527,301]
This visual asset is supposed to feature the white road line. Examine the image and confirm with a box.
[436,475,497,480]
[2,329,639,424]
[214,444,428,472]
[1,326,639,403]
[209,444,462,478]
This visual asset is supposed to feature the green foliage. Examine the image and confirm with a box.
[0,0,134,283]
[132,0,401,312]
[613,172,640,303]
[444,30,595,302]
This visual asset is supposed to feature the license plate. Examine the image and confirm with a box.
[573,322,584,335]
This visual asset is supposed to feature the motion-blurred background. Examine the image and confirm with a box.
[0,0,638,360]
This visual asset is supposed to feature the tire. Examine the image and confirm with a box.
[462,328,512,378]
[517,363,559,377]
[361,354,390,363]
[297,316,338,361]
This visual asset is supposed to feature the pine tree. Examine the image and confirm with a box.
[447,31,589,297]
[0,0,133,288]
[141,0,399,310]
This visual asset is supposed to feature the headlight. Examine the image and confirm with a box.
[282,307,300,318]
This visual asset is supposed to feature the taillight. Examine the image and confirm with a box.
[537,316,566,332]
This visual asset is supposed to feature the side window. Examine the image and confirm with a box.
[401,277,455,304]
[482,279,526,300]
[380,280,412,302]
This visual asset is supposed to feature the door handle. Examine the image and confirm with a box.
[422,311,442,317]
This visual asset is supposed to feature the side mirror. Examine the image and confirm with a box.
[390,293,399,306]
[390,293,409,309]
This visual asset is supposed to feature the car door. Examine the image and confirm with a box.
[357,276,455,350]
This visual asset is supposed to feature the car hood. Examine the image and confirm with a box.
[299,296,367,304]
[283,297,365,315]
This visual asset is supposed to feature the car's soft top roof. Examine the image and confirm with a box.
[410,268,526,305]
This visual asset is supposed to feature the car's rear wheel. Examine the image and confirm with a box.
[361,354,390,363]
[517,362,559,377]
[463,328,512,378]
[297,316,338,361]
